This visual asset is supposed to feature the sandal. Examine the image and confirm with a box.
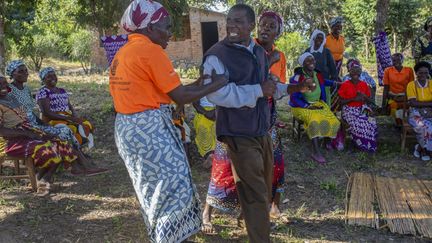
[201,222,217,235]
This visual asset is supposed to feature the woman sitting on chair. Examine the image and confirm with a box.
[289,52,340,164]
[36,67,95,149]
[338,60,378,152]
[0,75,100,195]
[407,61,432,161]
[342,58,377,103]
[382,53,414,126]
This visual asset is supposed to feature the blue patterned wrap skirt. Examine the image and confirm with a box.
[114,106,201,243]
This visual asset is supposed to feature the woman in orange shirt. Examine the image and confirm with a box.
[109,1,227,242]
[255,10,287,218]
[325,16,345,76]
[382,53,414,125]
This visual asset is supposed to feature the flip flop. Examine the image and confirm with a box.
[201,222,217,235]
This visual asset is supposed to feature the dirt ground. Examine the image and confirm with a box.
[1,75,432,243]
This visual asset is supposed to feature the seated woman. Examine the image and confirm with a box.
[36,67,94,149]
[0,75,101,195]
[382,53,414,125]
[6,60,78,147]
[338,61,378,152]
[342,58,376,103]
[290,52,341,164]
[407,61,432,161]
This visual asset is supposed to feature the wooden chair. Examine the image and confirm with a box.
[400,98,416,152]
[0,155,37,191]
[291,116,304,141]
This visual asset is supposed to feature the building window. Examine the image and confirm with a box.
[172,15,191,41]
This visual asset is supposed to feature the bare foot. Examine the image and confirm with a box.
[201,203,215,234]
[270,203,281,219]
[236,213,245,229]
[36,180,50,197]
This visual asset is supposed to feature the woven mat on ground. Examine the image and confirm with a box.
[346,172,432,238]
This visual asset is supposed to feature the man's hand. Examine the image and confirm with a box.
[261,78,277,97]
[204,110,216,121]
[210,69,228,89]
[268,51,281,67]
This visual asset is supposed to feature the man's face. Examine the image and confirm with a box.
[226,9,255,45]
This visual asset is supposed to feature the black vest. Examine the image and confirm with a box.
[203,38,270,138]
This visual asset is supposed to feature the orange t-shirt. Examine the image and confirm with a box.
[383,66,414,94]
[325,34,345,61]
[109,34,181,114]
[270,50,287,83]
[254,39,287,83]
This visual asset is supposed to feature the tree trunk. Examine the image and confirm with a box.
[393,32,397,53]
[364,34,370,60]
[0,10,5,72]
[375,0,390,34]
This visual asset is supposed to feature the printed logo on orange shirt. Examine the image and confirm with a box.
[111,59,119,76]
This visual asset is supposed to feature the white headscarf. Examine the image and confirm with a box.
[121,0,170,33]
[309,29,326,54]
[298,52,314,66]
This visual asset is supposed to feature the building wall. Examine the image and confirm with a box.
[166,8,226,69]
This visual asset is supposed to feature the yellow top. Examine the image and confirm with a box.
[406,80,432,102]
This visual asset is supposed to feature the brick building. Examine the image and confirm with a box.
[165,7,226,69]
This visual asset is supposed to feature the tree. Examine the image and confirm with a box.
[0,0,37,70]
[68,29,95,74]
[375,0,390,35]
[343,0,376,59]
[16,26,59,71]
[13,0,80,70]
[275,32,308,72]
[386,0,418,53]
[75,0,131,37]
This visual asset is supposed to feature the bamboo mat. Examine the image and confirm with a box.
[346,172,432,238]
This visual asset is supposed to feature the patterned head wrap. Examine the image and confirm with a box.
[39,67,56,81]
[309,29,326,53]
[347,58,361,71]
[121,0,170,33]
[298,52,314,66]
[5,60,25,78]
[424,17,432,31]
[330,16,344,28]
[391,53,404,63]
[259,11,284,39]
